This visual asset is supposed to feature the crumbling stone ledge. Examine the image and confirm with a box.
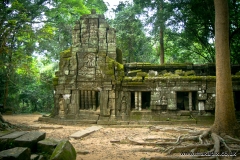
[0,131,76,160]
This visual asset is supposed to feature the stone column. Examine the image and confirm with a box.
[88,91,92,110]
[138,92,142,111]
[80,90,84,109]
[84,90,88,109]
[92,91,96,111]
[135,92,138,110]
[189,92,192,111]
[198,101,204,110]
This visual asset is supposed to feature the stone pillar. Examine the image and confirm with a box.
[134,92,142,111]
[135,92,138,110]
[88,91,92,110]
[84,90,88,109]
[198,101,204,110]
[92,91,96,111]
[189,92,192,111]
[138,92,142,111]
[80,90,84,109]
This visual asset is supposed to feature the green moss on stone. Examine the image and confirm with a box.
[60,48,71,58]
[184,70,196,76]
[52,77,59,86]
[136,72,147,77]
[132,77,142,82]
[232,75,240,80]
[123,77,132,82]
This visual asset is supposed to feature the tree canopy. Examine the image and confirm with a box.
[0,0,240,113]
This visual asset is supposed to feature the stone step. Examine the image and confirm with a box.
[0,147,30,160]
[0,131,76,160]
[0,131,14,137]
[0,131,28,140]
[14,131,46,152]
[70,126,103,139]
[37,138,59,155]
[0,131,29,151]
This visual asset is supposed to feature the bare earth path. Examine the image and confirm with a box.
[3,114,212,160]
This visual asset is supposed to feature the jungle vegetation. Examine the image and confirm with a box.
[0,0,239,114]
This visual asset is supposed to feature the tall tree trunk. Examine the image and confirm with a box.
[159,0,164,64]
[212,0,239,136]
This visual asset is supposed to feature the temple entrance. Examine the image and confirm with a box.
[177,91,197,110]
[142,92,151,109]
[234,91,240,111]
[79,90,99,111]
[130,91,151,110]
[131,92,135,109]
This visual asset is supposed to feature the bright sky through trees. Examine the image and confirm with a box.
[103,0,133,18]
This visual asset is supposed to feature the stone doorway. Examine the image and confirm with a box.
[142,92,151,110]
[177,91,197,111]
[234,91,240,111]
[130,91,151,111]
[79,90,99,111]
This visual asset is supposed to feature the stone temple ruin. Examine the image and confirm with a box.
[39,9,240,125]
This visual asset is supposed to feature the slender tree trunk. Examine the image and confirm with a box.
[3,75,9,109]
[159,0,164,64]
[212,0,239,136]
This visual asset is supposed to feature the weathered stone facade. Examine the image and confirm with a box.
[49,10,240,125]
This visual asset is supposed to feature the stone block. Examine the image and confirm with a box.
[14,131,46,152]
[0,147,31,160]
[98,28,106,38]
[99,38,107,43]
[107,43,116,52]
[0,131,28,140]
[37,138,59,155]
[70,126,103,139]
[99,42,107,51]
[87,48,98,53]
[89,19,98,25]
[88,14,101,19]
[109,90,115,98]
[107,28,116,41]
[206,87,215,93]
[89,29,98,38]
[81,38,88,44]
[50,140,76,160]
[99,19,109,28]
[0,131,28,151]
[107,52,116,59]
[198,93,207,100]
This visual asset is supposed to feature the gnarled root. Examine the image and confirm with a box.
[113,126,240,159]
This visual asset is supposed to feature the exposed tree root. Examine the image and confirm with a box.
[112,126,240,159]
[0,113,13,130]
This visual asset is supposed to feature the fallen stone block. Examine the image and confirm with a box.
[0,147,31,160]
[70,126,103,139]
[50,140,76,160]
[0,131,28,150]
[0,131,14,137]
[30,154,45,160]
[37,138,59,154]
[14,131,46,152]
[0,131,28,140]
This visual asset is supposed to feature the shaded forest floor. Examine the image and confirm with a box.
[2,114,240,160]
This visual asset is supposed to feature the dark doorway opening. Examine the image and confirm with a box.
[177,91,197,110]
[79,90,99,110]
[131,92,135,109]
[234,91,240,111]
[142,92,151,109]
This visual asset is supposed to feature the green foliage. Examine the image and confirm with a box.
[110,2,158,63]
[0,0,108,113]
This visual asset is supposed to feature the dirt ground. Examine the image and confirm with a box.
[3,114,213,160]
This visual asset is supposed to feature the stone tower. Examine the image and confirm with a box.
[54,9,124,119]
